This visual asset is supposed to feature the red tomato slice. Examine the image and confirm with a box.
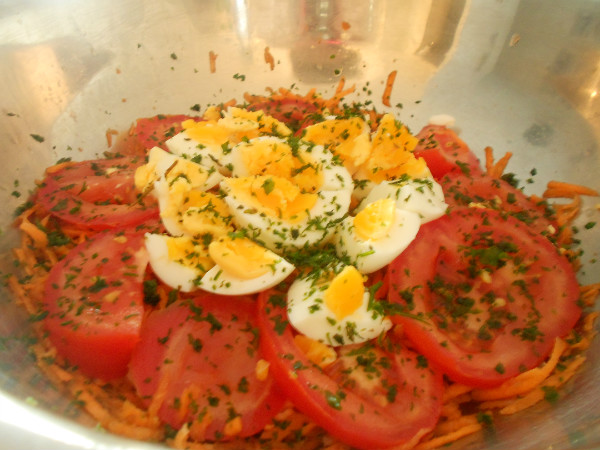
[442,173,556,236]
[132,114,193,150]
[413,124,483,179]
[44,231,148,381]
[36,157,159,230]
[257,289,443,450]
[388,208,581,388]
[247,98,319,133]
[128,294,285,441]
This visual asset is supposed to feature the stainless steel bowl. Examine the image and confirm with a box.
[1,1,599,449]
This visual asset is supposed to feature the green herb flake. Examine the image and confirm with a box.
[262,177,275,195]
[543,386,559,404]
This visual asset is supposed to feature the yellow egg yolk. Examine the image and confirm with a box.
[324,265,365,320]
[182,107,291,148]
[353,198,396,241]
[164,159,210,189]
[239,139,323,193]
[225,175,318,223]
[166,236,214,274]
[293,334,337,368]
[134,153,211,195]
[170,190,233,238]
[134,162,157,192]
[303,117,371,175]
[182,119,236,146]
[360,114,428,183]
[225,107,292,136]
[208,236,277,279]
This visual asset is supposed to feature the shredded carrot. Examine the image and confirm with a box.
[443,383,473,402]
[105,128,118,147]
[484,146,513,178]
[45,160,75,174]
[440,401,464,420]
[435,414,481,436]
[415,423,483,450]
[19,217,48,247]
[382,70,397,107]
[581,284,600,307]
[498,355,586,415]
[554,195,582,228]
[543,181,599,199]
[264,47,275,71]
[209,51,218,73]
[472,338,566,401]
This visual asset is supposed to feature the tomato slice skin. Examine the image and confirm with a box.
[36,157,159,230]
[132,114,193,150]
[257,289,443,450]
[413,124,483,179]
[128,293,285,441]
[442,173,556,236]
[388,208,581,388]
[44,231,148,381]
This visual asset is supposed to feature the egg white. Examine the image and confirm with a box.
[166,130,230,172]
[143,147,226,237]
[148,146,222,191]
[145,233,210,293]
[287,271,392,346]
[334,208,421,274]
[199,253,294,295]
[359,177,447,224]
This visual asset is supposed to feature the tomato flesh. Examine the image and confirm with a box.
[36,157,159,230]
[442,172,556,236]
[44,231,148,381]
[257,289,443,450]
[128,293,285,441]
[388,208,581,387]
[413,124,483,179]
[133,114,193,150]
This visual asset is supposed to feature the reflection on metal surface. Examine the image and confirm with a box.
[415,0,469,66]
[11,45,71,124]
[0,395,95,450]
[288,0,471,86]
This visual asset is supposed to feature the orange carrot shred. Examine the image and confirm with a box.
[382,70,397,107]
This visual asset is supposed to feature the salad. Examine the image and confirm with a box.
[7,83,599,450]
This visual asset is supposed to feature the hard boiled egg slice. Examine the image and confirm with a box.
[165,107,292,170]
[302,116,371,175]
[352,114,430,187]
[220,107,292,137]
[145,233,214,292]
[156,185,234,239]
[334,198,421,274]
[135,146,222,194]
[135,147,231,237]
[287,265,392,346]
[224,136,353,193]
[199,235,294,295]
[220,175,351,252]
[359,177,447,224]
